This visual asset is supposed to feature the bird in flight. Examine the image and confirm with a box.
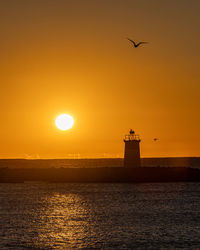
[127,38,148,48]
[153,138,159,142]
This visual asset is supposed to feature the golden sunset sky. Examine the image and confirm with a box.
[0,0,199,158]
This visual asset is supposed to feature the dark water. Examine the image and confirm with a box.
[0,183,200,249]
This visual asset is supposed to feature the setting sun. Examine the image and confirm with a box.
[55,114,74,131]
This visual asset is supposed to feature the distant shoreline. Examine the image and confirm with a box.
[0,157,200,169]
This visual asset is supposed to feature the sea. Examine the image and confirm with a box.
[0,182,200,249]
[0,158,200,249]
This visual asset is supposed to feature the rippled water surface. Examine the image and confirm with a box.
[0,182,200,249]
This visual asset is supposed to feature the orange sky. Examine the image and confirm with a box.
[0,0,200,158]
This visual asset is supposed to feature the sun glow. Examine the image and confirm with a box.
[55,114,74,131]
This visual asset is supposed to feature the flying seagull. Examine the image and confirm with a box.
[127,38,148,48]
[153,138,159,142]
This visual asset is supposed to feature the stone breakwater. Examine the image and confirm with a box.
[1,167,200,183]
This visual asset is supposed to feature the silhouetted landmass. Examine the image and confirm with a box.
[0,157,200,169]
[0,158,200,183]
[0,167,200,183]
[142,157,200,168]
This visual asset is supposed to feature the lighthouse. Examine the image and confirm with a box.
[124,129,141,168]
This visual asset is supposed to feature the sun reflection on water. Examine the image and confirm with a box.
[36,192,91,249]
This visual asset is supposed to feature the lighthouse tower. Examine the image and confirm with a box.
[124,129,141,168]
